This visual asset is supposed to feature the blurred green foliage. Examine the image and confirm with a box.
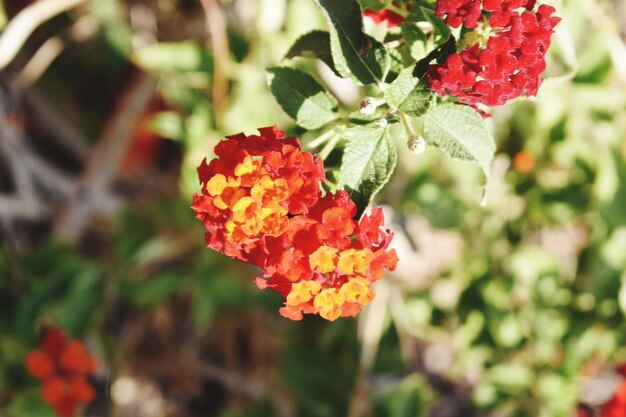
[1,0,626,416]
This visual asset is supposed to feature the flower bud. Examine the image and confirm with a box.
[360,97,382,115]
[407,135,426,154]
[375,118,388,128]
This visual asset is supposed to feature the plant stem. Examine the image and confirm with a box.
[386,2,409,18]
[400,112,417,137]
[306,128,336,149]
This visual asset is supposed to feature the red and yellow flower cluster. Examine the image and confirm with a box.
[192,126,398,321]
[25,328,96,417]
[428,0,560,109]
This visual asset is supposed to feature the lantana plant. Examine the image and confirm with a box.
[25,327,97,417]
[193,0,559,321]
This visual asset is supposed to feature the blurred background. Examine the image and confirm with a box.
[0,0,625,416]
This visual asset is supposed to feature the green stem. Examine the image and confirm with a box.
[400,112,416,137]
[320,134,340,160]
[386,2,409,18]
[306,128,335,149]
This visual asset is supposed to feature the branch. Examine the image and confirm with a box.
[23,89,90,160]
[0,0,88,70]
[14,36,65,88]
[199,0,229,128]
[0,91,36,198]
[0,195,47,219]
[23,152,76,197]
[198,363,265,400]
[53,70,155,241]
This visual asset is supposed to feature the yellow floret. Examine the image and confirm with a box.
[309,246,339,273]
[314,289,345,321]
[206,174,239,196]
[234,156,260,177]
[251,176,289,207]
[286,281,322,306]
[337,249,373,275]
[261,211,290,237]
[339,277,374,305]
[231,197,263,236]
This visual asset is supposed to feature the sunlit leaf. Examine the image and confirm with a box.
[267,67,338,129]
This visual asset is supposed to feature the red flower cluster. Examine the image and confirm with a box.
[363,2,406,28]
[427,0,560,108]
[192,127,398,321]
[258,191,398,321]
[25,328,96,417]
[192,126,325,263]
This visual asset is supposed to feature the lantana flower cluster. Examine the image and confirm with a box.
[25,328,96,417]
[427,0,560,108]
[192,126,398,321]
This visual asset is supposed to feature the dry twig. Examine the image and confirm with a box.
[0,0,88,70]
[53,71,155,241]
[22,89,91,160]
[199,0,229,128]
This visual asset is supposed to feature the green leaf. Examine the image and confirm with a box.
[422,104,495,181]
[123,273,185,306]
[338,126,397,213]
[267,67,338,130]
[147,111,184,141]
[384,66,434,117]
[57,268,101,335]
[414,35,456,79]
[7,395,56,417]
[314,0,390,85]
[409,6,451,44]
[193,276,216,327]
[358,0,385,10]
[488,364,534,393]
[377,375,426,417]
[134,41,213,73]
[401,23,427,60]
[285,30,338,75]
[386,47,405,82]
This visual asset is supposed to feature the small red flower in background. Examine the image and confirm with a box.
[192,127,398,321]
[427,1,560,110]
[25,327,96,417]
[363,2,408,28]
[119,112,163,174]
[512,150,536,174]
